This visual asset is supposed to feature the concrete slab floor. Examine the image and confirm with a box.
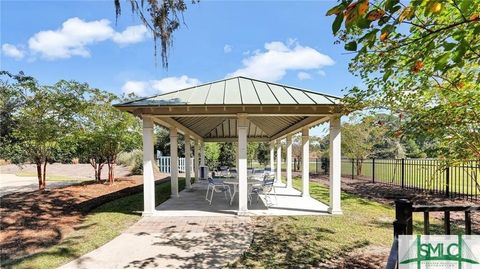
[153,180,330,217]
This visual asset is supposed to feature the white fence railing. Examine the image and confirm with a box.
[158,156,194,174]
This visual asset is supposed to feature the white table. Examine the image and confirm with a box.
[224,178,262,205]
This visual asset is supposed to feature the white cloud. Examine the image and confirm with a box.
[226,40,334,81]
[223,44,232,53]
[121,75,200,96]
[112,25,148,46]
[121,80,148,95]
[297,71,312,80]
[151,75,201,93]
[1,44,25,60]
[318,70,326,76]
[28,17,147,60]
[29,17,113,59]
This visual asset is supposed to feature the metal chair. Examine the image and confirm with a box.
[250,174,277,206]
[205,177,231,205]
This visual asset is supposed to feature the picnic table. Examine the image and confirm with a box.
[223,178,263,205]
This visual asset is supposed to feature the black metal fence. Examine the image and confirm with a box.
[306,158,479,201]
[353,158,479,201]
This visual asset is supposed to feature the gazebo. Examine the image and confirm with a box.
[114,76,342,215]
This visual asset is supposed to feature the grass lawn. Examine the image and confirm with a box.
[341,160,479,196]
[14,171,88,182]
[5,179,186,269]
[231,178,451,268]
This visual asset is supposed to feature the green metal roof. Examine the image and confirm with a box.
[115,76,341,107]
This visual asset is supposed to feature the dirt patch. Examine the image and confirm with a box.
[0,173,168,262]
[320,245,389,269]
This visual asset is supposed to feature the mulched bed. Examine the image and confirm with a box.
[0,174,167,262]
[312,175,480,269]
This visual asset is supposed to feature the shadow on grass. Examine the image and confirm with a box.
[1,179,185,269]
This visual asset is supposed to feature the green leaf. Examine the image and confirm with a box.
[356,17,372,29]
[378,16,390,26]
[332,13,344,35]
[443,42,456,51]
[435,54,450,71]
[385,0,399,12]
[384,59,396,68]
[345,41,357,51]
[326,3,345,16]
[453,40,467,63]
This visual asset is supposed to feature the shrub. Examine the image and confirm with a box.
[116,150,143,175]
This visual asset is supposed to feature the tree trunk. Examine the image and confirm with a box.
[42,161,47,189]
[98,163,103,182]
[108,162,114,185]
[90,159,98,181]
[36,163,43,190]
[90,159,105,182]
[356,159,363,176]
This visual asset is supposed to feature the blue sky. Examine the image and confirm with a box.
[1,1,360,134]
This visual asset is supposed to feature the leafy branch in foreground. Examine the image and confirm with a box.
[327,0,480,160]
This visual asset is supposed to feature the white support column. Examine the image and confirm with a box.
[142,116,155,215]
[200,141,205,166]
[276,139,282,184]
[302,127,310,197]
[329,115,342,214]
[236,144,239,170]
[269,141,275,174]
[185,134,192,190]
[237,114,248,214]
[170,127,179,198]
[286,134,293,189]
[194,140,199,181]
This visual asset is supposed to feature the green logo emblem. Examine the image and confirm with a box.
[399,235,480,269]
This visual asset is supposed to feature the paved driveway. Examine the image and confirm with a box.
[0,174,81,196]
[59,216,253,269]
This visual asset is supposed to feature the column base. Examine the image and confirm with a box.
[237,210,250,216]
[170,194,180,198]
[142,211,155,217]
[328,207,343,215]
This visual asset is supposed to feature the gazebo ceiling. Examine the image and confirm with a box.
[114,76,342,141]
[172,116,309,141]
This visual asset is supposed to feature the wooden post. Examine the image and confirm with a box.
[444,211,451,235]
[394,199,413,237]
[465,211,472,235]
[423,212,430,235]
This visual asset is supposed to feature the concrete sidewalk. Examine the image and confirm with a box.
[59,216,252,269]
[0,174,82,196]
